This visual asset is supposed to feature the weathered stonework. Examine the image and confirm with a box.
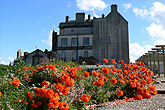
[52,4,129,64]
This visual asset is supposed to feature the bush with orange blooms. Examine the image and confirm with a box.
[0,59,158,110]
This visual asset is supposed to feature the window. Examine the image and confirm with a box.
[62,51,66,61]
[72,38,77,47]
[73,51,77,61]
[107,38,111,42]
[83,38,89,46]
[98,38,102,42]
[71,29,74,32]
[62,38,67,47]
[33,56,42,65]
[84,51,88,58]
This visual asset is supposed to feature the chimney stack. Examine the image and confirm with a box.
[88,14,91,20]
[111,4,117,13]
[17,49,22,58]
[66,16,70,22]
[76,12,85,22]
[102,14,105,18]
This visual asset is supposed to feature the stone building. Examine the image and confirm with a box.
[14,49,54,65]
[52,4,129,64]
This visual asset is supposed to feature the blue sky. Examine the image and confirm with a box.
[1,0,165,65]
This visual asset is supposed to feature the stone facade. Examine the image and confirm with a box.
[52,4,129,64]
[14,49,54,65]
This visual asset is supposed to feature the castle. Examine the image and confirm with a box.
[52,4,129,64]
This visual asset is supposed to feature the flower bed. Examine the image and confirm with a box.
[0,59,157,110]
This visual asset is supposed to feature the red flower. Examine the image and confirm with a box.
[96,64,100,67]
[80,94,91,102]
[117,90,124,96]
[48,101,59,109]
[119,60,124,64]
[134,94,143,100]
[92,71,99,77]
[102,67,110,74]
[42,81,50,88]
[96,79,104,86]
[103,58,109,63]
[12,78,20,88]
[59,101,70,110]
[84,71,89,77]
[110,77,117,85]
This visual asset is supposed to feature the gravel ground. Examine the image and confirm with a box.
[89,78,165,110]
[90,94,165,110]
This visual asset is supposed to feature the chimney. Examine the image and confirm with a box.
[24,52,28,59]
[88,14,91,20]
[65,16,70,22]
[52,29,58,51]
[76,12,85,22]
[102,14,105,18]
[17,49,21,58]
[111,4,117,13]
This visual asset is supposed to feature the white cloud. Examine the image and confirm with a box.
[67,2,71,7]
[0,57,6,65]
[53,25,55,28]
[0,61,6,65]
[8,56,14,62]
[146,23,165,39]
[129,42,154,62]
[133,7,149,19]
[42,30,53,47]
[93,12,99,18]
[76,0,108,11]
[123,3,132,12]
[45,16,50,18]
[145,2,165,45]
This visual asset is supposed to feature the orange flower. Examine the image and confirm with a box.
[119,79,125,84]
[150,90,157,95]
[141,79,147,85]
[119,60,124,64]
[103,58,109,63]
[48,101,59,109]
[149,85,156,91]
[27,91,34,99]
[96,64,100,67]
[104,78,108,82]
[61,74,70,82]
[84,71,89,77]
[143,91,152,98]
[59,101,70,110]
[12,78,20,88]
[62,87,70,95]
[96,79,104,86]
[117,90,124,96]
[36,101,42,106]
[92,81,96,85]
[130,82,136,88]
[80,94,91,102]
[102,67,110,74]
[65,78,75,87]
[42,81,50,88]
[110,77,117,85]
[0,92,2,97]
[118,74,123,79]
[137,87,144,94]
[92,71,99,77]
[110,59,115,63]
[134,94,143,100]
